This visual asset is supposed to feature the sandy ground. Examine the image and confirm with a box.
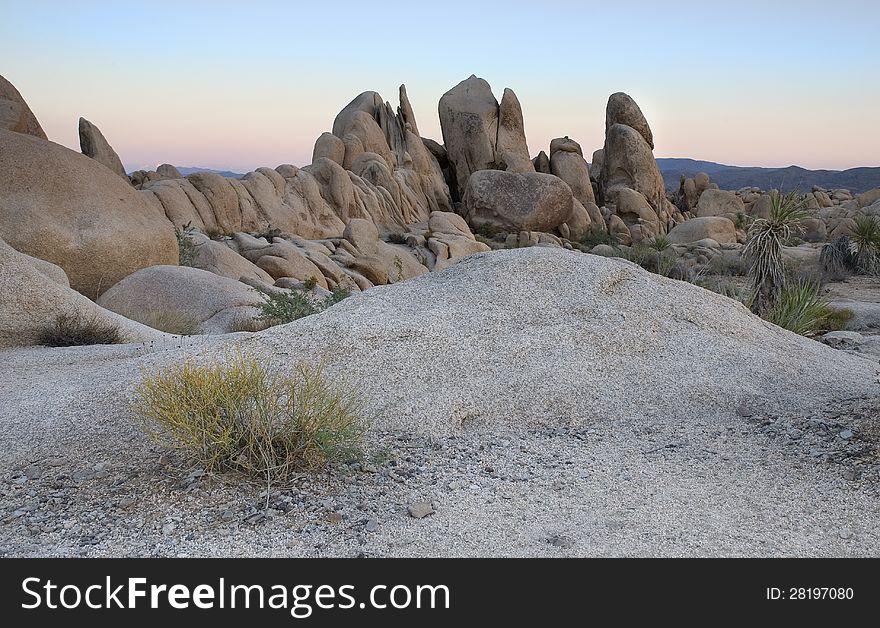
[2,250,878,557]
[0,342,877,558]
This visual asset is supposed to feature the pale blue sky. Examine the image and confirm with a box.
[2,0,877,171]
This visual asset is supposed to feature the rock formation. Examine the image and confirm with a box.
[78,117,128,180]
[0,74,47,139]
[438,75,532,197]
[0,129,178,298]
[463,170,573,233]
[97,265,263,334]
[0,236,164,347]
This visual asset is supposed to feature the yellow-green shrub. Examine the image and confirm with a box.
[133,353,365,482]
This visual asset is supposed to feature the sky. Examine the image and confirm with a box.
[2,0,878,173]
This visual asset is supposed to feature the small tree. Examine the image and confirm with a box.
[742,190,812,315]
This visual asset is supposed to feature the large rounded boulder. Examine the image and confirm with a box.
[463,170,573,233]
[0,130,177,297]
[97,265,263,334]
[667,216,737,245]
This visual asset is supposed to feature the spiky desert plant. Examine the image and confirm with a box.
[645,234,672,274]
[174,221,198,267]
[849,214,880,274]
[742,190,813,315]
[820,235,856,277]
[764,281,837,336]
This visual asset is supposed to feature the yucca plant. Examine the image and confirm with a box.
[645,234,672,275]
[820,235,856,276]
[742,190,813,315]
[849,214,880,274]
[764,281,836,336]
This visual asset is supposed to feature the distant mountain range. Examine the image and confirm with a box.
[176,167,245,179]
[149,162,880,195]
[656,158,880,194]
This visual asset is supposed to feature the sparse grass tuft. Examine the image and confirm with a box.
[39,311,123,347]
[229,315,274,333]
[140,310,201,335]
[133,354,366,484]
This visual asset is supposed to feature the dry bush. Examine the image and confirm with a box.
[39,311,122,347]
[141,310,201,335]
[229,315,274,333]
[133,354,366,484]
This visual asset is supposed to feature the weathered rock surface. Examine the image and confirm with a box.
[667,216,737,245]
[550,139,595,207]
[0,74,47,139]
[602,123,665,211]
[606,92,653,149]
[240,247,877,435]
[97,265,263,334]
[463,170,573,233]
[335,219,427,285]
[187,231,274,283]
[0,130,177,297]
[156,164,182,179]
[426,211,491,271]
[438,75,500,194]
[496,88,533,173]
[695,189,745,218]
[0,237,164,347]
[78,117,128,180]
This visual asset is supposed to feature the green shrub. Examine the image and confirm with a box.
[256,286,351,327]
[133,354,366,482]
[578,229,618,250]
[474,233,498,248]
[174,222,198,267]
[763,281,840,336]
[302,276,318,291]
[472,222,504,239]
[39,311,123,347]
[324,285,351,307]
[257,290,318,325]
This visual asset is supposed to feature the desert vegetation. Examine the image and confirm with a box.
[38,311,123,347]
[133,354,366,488]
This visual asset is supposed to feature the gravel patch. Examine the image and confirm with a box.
[1,248,878,557]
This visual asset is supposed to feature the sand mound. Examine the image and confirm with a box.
[236,247,878,435]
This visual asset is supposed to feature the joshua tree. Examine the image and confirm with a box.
[742,190,812,315]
